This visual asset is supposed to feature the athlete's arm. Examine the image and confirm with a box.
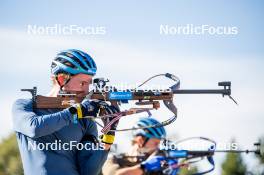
[12,99,74,138]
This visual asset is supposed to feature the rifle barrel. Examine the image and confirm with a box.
[173,89,231,95]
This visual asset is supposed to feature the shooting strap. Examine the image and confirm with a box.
[83,99,178,133]
[101,113,122,134]
[69,103,83,124]
[76,104,83,119]
[72,73,180,132]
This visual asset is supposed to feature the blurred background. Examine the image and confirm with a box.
[0,0,263,174]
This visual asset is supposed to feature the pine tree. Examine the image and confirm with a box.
[221,139,247,175]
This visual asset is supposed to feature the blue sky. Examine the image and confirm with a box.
[1,0,263,56]
[0,0,263,174]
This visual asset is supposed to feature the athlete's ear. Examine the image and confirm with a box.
[134,136,145,148]
[51,75,59,86]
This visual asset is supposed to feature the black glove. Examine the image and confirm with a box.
[68,99,98,123]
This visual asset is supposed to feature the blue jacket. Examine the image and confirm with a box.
[12,99,108,175]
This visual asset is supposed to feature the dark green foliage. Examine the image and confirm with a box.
[0,134,23,175]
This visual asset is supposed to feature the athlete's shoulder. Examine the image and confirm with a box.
[12,98,33,110]
[12,99,34,122]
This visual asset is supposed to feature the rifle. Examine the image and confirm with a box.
[21,73,236,133]
[159,137,263,175]
[116,137,264,175]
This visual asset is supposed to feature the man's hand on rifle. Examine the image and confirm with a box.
[68,99,97,119]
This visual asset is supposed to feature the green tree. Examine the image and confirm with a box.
[256,137,264,164]
[179,166,198,175]
[221,139,247,175]
[0,134,23,175]
[252,136,264,175]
